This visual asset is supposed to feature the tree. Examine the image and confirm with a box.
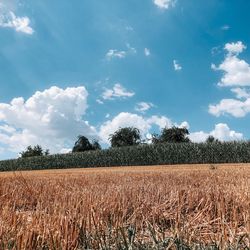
[20,145,50,158]
[153,126,190,144]
[92,140,102,150]
[72,136,101,153]
[109,127,141,147]
[206,135,220,143]
[151,133,161,144]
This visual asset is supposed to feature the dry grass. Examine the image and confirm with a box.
[0,164,250,249]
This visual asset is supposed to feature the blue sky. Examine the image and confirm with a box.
[0,0,250,159]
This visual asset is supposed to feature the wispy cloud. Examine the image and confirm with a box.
[105,49,126,60]
[135,102,154,113]
[105,44,136,60]
[102,83,135,100]
[221,25,230,31]
[144,48,151,57]
[153,0,176,10]
[173,60,182,71]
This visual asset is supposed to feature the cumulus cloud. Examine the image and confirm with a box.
[0,11,33,34]
[231,88,250,99]
[135,102,154,113]
[179,121,190,129]
[209,98,250,118]
[153,0,175,9]
[209,41,250,117]
[147,115,173,129]
[225,41,246,56]
[0,86,97,155]
[106,44,136,60]
[173,60,182,71]
[99,112,173,144]
[212,41,250,87]
[189,123,243,142]
[102,83,135,100]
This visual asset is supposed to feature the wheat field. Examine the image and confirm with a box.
[0,164,249,249]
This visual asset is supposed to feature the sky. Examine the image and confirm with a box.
[0,0,250,159]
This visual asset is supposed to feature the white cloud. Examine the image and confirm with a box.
[179,121,190,129]
[173,60,182,71]
[0,86,97,155]
[0,124,16,134]
[212,41,250,87]
[153,0,175,9]
[106,49,126,60]
[209,41,250,117]
[216,56,250,87]
[209,98,250,118]
[60,148,72,154]
[102,83,135,100]
[189,131,209,143]
[231,88,250,99]
[147,115,172,129]
[189,123,243,142]
[225,41,246,56]
[135,102,154,113]
[144,48,151,56]
[105,44,136,60]
[211,123,243,141]
[99,112,173,144]
[0,11,33,34]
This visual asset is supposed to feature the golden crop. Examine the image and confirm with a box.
[0,164,249,249]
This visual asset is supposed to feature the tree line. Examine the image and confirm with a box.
[20,126,220,158]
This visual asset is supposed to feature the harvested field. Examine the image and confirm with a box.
[0,164,250,249]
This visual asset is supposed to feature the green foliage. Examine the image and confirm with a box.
[91,139,102,150]
[109,127,141,147]
[1,141,250,172]
[153,126,190,144]
[20,145,49,158]
[72,136,101,153]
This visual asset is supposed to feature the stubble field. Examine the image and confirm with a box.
[0,164,249,249]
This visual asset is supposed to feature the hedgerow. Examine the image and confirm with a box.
[0,141,250,171]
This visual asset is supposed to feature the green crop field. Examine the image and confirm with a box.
[1,141,250,172]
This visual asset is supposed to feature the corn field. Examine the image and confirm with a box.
[1,142,250,171]
[0,165,249,249]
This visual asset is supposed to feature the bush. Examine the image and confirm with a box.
[20,145,49,158]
